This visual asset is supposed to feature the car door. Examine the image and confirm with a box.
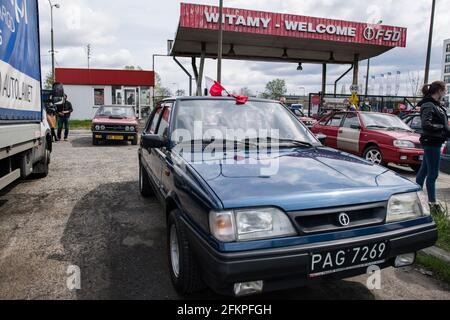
[323,112,346,149]
[337,113,362,154]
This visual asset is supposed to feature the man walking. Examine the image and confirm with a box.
[57,95,73,141]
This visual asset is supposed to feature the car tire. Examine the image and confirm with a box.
[139,161,154,198]
[32,149,50,179]
[411,164,422,174]
[167,210,205,295]
[363,146,386,166]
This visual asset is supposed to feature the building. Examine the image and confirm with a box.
[55,68,155,120]
[443,39,450,94]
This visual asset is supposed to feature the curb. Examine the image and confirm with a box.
[421,246,450,263]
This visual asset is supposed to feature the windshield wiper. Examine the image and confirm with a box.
[266,138,315,148]
[366,125,388,129]
[387,127,413,132]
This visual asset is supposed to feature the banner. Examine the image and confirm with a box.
[0,0,41,121]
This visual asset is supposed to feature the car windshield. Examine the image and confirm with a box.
[96,106,135,119]
[360,113,413,131]
[174,100,319,147]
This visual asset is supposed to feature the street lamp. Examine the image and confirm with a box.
[48,1,60,84]
[424,0,437,85]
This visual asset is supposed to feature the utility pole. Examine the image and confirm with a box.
[424,0,436,85]
[48,1,60,83]
[217,0,223,83]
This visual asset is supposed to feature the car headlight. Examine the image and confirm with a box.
[209,208,296,242]
[394,140,415,149]
[130,126,136,132]
[100,125,106,131]
[387,192,430,223]
[125,126,130,132]
[95,125,100,131]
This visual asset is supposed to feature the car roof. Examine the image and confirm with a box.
[161,96,280,104]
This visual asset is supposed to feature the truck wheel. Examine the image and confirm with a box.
[167,210,205,295]
[32,149,50,179]
[139,161,154,197]
[363,146,386,166]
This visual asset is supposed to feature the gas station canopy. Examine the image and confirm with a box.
[172,3,407,64]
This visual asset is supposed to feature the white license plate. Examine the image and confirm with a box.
[309,242,387,278]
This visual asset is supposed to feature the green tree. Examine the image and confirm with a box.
[263,79,287,100]
[44,71,53,90]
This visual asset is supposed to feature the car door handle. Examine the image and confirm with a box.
[338,130,343,134]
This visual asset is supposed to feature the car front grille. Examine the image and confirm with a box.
[105,125,126,131]
[289,202,387,235]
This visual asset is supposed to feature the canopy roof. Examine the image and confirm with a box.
[172,3,407,64]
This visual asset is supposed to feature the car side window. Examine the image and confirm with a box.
[327,113,345,127]
[342,113,361,128]
[147,106,163,134]
[157,103,173,139]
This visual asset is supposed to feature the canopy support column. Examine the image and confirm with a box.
[334,65,354,96]
[173,56,193,96]
[322,63,327,95]
[197,43,206,96]
[352,54,360,86]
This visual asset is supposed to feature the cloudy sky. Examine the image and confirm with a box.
[38,0,450,96]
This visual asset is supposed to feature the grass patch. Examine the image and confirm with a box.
[69,120,92,130]
[432,205,450,252]
[416,253,450,285]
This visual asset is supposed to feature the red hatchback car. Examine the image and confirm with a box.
[311,111,424,172]
[92,105,139,145]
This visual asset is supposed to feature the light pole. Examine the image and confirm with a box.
[217,0,224,83]
[424,0,436,85]
[48,1,60,84]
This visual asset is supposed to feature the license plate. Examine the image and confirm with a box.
[309,242,387,278]
[419,155,424,161]
[107,135,124,141]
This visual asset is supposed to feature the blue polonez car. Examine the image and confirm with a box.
[138,97,437,297]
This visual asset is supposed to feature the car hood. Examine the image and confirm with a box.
[92,117,138,125]
[184,147,418,211]
[372,130,421,143]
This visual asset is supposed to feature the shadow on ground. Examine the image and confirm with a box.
[69,136,134,149]
[58,181,375,300]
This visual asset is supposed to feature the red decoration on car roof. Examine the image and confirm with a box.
[206,76,248,105]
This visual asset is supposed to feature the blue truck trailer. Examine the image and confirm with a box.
[0,0,52,190]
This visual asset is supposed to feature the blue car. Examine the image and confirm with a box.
[138,97,437,297]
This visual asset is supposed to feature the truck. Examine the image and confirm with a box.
[0,0,52,191]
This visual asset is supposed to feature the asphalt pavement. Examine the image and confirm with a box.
[0,131,449,300]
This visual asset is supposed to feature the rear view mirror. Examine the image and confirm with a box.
[142,134,167,149]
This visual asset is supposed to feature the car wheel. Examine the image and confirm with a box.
[32,149,50,179]
[139,161,154,197]
[363,146,385,166]
[411,164,422,174]
[167,210,205,295]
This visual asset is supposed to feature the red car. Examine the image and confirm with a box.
[289,107,318,128]
[311,111,424,172]
[91,105,139,145]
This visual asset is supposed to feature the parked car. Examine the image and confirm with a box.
[138,97,437,297]
[288,105,318,128]
[91,106,139,145]
[311,111,424,172]
[403,112,450,135]
[441,141,450,174]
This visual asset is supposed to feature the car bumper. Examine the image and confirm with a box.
[182,217,437,296]
[384,147,424,165]
[92,131,137,141]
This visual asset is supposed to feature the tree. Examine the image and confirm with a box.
[44,71,53,90]
[239,87,253,97]
[263,79,287,100]
[124,65,143,70]
[175,89,186,97]
[154,73,172,98]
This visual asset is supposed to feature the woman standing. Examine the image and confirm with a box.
[416,81,449,211]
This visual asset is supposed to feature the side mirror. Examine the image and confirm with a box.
[142,134,167,149]
[316,133,327,145]
[350,124,362,130]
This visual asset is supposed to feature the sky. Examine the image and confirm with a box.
[38,0,450,96]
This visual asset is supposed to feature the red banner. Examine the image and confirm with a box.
[180,3,407,48]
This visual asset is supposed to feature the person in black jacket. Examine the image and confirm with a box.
[416,81,449,209]
[57,95,74,141]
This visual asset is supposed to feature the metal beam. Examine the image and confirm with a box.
[173,57,193,96]
[334,65,354,96]
[322,63,327,95]
[197,43,206,96]
[352,54,360,86]
[217,0,224,83]
[365,59,370,97]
